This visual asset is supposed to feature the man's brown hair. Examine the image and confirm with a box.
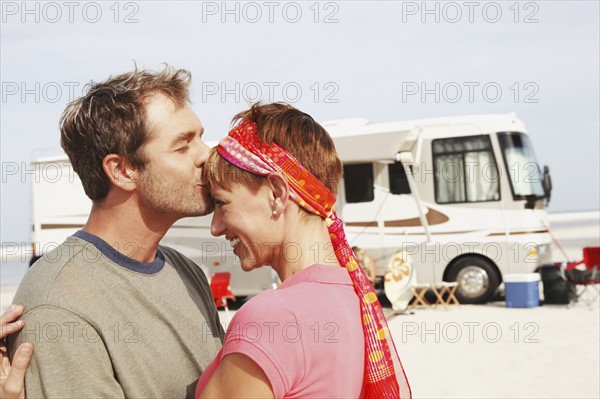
[60,65,191,201]
[204,102,343,202]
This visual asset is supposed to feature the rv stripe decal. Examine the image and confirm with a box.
[487,230,549,236]
[40,224,85,229]
[346,207,449,228]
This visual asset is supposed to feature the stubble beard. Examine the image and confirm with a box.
[139,169,214,218]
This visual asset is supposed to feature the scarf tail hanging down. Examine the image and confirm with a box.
[217,120,411,399]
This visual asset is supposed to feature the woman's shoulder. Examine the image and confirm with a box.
[231,266,355,325]
[231,289,295,323]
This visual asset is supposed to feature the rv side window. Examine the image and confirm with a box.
[432,135,500,204]
[343,163,374,203]
[388,162,411,194]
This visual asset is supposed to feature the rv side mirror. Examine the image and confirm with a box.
[524,195,537,210]
[543,165,552,204]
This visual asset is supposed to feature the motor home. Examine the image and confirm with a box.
[29,113,553,303]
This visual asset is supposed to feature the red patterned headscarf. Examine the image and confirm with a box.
[217,119,411,399]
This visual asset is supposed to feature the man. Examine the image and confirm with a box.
[7,66,224,397]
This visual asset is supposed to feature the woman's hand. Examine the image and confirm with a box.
[1,304,33,399]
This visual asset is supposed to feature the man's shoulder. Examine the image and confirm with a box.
[29,235,99,270]
[158,244,196,265]
[159,244,208,277]
[13,237,110,310]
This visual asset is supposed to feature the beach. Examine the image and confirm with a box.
[1,211,599,398]
[388,299,599,398]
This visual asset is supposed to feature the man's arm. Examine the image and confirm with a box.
[198,354,274,399]
[9,306,125,398]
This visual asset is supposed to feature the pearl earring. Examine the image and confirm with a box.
[272,210,277,216]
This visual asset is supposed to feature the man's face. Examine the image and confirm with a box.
[136,93,214,219]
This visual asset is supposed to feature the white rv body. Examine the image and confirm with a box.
[29,113,553,303]
[325,113,553,302]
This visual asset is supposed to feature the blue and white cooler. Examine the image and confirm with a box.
[504,273,541,308]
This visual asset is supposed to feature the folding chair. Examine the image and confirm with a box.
[433,282,460,310]
[562,247,600,306]
[210,272,236,322]
[409,283,431,309]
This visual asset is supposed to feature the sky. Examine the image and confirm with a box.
[1,0,599,244]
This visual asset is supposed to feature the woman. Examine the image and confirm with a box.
[196,103,410,398]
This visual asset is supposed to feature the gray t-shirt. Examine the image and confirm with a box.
[9,231,224,398]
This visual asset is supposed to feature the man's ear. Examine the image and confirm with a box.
[266,173,290,215]
[102,154,138,192]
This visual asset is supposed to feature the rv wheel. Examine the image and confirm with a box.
[447,257,499,304]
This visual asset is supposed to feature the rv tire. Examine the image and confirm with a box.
[447,256,499,304]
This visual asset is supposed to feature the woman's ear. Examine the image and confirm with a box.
[102,154,138,192]
[267,173,290,215]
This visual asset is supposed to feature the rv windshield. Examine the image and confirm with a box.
[497,132,545,199]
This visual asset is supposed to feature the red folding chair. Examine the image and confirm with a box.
[562,247,600,305]
[210,272,236,321]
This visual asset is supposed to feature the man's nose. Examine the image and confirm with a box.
[195,139,210,168]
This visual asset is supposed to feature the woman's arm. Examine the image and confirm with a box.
[198,353,274,399]
[1,304,33,399]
